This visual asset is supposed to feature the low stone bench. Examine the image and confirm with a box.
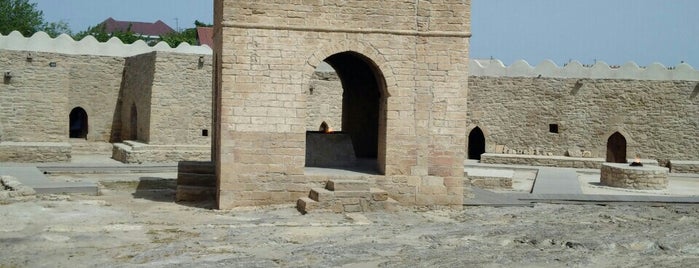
[465,168,513,190]
[668,160,699,174]
[481,153,657,169]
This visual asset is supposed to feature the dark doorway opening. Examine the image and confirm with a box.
[69,107,88,139]
[468,127,486,160]
[606,132,627,163]
[130,103,138,141]
[305,51,387,173]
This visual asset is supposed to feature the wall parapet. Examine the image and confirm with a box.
[0,31,212,57]
[470,59,699,81]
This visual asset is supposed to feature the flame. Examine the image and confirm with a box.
[634,156,641,163]
[324,127,333,134]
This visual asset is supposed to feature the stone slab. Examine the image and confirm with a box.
[0,166,98,195]
[531,167,583,195]
[326,180,370,191]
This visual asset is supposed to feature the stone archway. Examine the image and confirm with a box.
[304,52,387,172]
[468,127,486,160]
[69,107,88,139]
[606,132,627,163]
[213,0,471,209]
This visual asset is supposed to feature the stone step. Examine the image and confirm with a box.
[309,187,334,202]
[177,173,216,187]
[177,161,215,174]
[175,185,216,202]
[326,179,369,191]
[333,190,371,199]
[469,176,513,190]
[296,197,321,215]
[69,141,113,155]
[370,188,388,201]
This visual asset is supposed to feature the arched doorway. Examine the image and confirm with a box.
[606,132,627,163]
[130,103,138,141]
[69,107,88,139]
[468,127,486,160]
[305,51,387,172]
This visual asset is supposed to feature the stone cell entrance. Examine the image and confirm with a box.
[606,132,627,163]
[69,107,88,139]
[213,0,472,209]
[468,127,486,160]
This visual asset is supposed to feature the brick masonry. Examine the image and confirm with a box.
[600,163,669,190]
[0,44,212,163]
[214,0,471,209]
[468,76,699,165]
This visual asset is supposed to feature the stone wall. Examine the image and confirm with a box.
[0,142,70,162]
[306,70,342,131]
[468,60,699,164]
[0,50,70,143]
[215,0,471,208]
[1,31,213,163]
[120,52,155,142]
[66,54,124,142]
[113,52,212,163]
[149,52,212,146]
[0,50,127,162]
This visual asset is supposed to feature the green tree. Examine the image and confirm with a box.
[159,20,212,47]
[0,0,72,37]
[0,0,44,36]
[74,23,145,44]
[41,20,72,37]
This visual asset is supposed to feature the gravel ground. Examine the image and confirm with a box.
[1,177,699,267]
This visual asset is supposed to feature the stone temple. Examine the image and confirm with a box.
[1,0,698,210]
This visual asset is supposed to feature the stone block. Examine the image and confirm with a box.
[296,197,318,214]
[309,187,334,202]
[370,188,388,201]
[333,191,371,199]
[176,185,216,202]
[326,180,369,191]
[343,204,362,213]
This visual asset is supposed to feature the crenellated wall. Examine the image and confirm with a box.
[0,31,212,163]
[0,31,212,57]
[470,59,699,81]
[467,59,699,164]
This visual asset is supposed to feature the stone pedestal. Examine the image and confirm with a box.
[600,163,669,190]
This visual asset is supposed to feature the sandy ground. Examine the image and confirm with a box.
[1,172,698,267]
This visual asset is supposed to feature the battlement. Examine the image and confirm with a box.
[470,59,699,81]
[0,31,212,57]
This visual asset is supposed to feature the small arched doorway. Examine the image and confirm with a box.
[606,132,627,163]
[69,107,88,139]
[468,127,486,160]
[130,103,138,141]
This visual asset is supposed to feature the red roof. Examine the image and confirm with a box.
[101,17,175,36]
[197,27,213,47]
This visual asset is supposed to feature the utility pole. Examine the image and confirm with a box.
[174,17,179,32]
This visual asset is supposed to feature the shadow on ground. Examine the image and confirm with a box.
[131,177,177,202]
[124,177,216,209]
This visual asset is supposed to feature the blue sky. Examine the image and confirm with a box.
[32,0,698,67]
